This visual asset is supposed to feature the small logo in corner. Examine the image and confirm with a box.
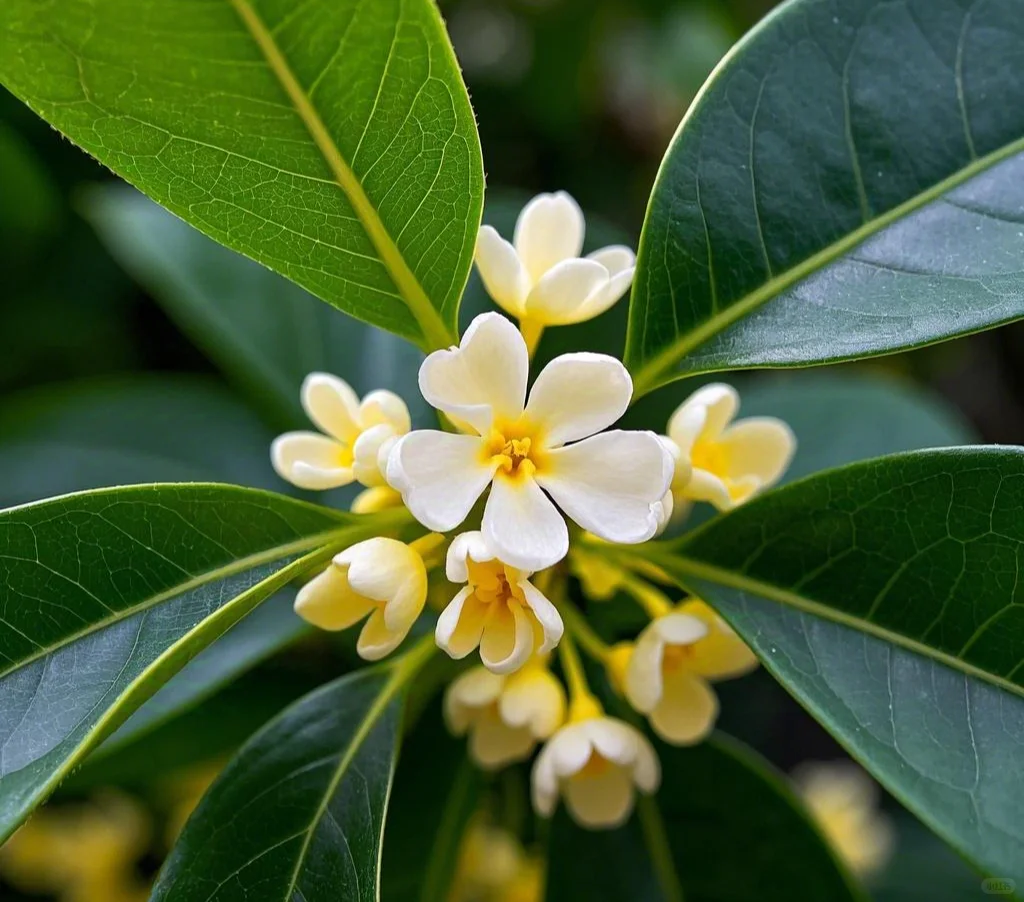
[982,878,1017,896]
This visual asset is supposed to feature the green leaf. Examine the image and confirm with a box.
[0,483,396,840]
[154,655,429,901]
[627,0,1024,395]
[84,188,428,429]
[546,733,862,901]
[0,376,282,507]
[642,448,1024,885]
[0,0,483,348]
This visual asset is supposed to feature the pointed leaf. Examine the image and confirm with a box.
[0,0,483,347]
[628,0,1024,395]
[644,448,1024,883]
[0,484,398,840]
[154,661,427,901]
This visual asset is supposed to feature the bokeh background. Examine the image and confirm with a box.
[0,0,1009,899]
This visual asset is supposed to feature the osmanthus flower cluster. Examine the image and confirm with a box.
[272,192,797,831]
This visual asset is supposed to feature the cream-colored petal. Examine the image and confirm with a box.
[518,580,564,655]
[480,599,535,675]
[665,405,706,458]
[513,191,585,282]
[586,245,635,277]
[358,389,411,434]
[651,612,709,646]
[668,383,738,445]
[584,718,640,766]
[650,671,718,746]
[435,586,482,659]
[539,431,671,545]
[682,467,733,509]
[387,431,496,532]
[483,474,569,572]
[351,423,396,487]
[293,565,374,632]
[652,490,674,536]
[522,259,609,325]
[717,417,796,487]
[445,530,497,584]
[525,353,632,447]
[624,623,666,713]
[564,766,635,829]
[632,732,661,793]
[444,666,505,734]
[548,723,595,777]
[469,713,536,769]
[531,742,562,816]
[301,372,362,442]
[271,432,353,490]
[350,485,403,515]
[338,538,424,606]
[576,266,635,321]
[418,312,528,435]
[357,607,407,661]
[501,667,566,738]
[476,225,531,316]
[677,599,758,680]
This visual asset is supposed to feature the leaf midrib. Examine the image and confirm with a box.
[225,0,455,352]
[661,553,1024,702]
[0,529,343,681]
[630,132,1024,397]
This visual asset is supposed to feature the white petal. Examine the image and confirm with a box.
[576,266,635,320]
[538,431,672,545]
[293,565,373,632]
[652,490,673,535]
[532,742,561,816]
[718,417,796,487]
[684,467,734,509]
[357,607,409,661]
[351,423,396,487]
[358,389,411,434]
[514,191,585,282]
[483,475,569,572]
[271,432,353,490]
[665,404,706,457]
[525,353,632,447]
[632,733,661,793]
[387,431,495,532]
[418,312,527,435]
[445,530,496,584]
[586,718,641,767]
[579,246,636,318]
[519,580,564,655]
[668,383,738,445]
[652,612,709,646]
[301,373,361,442]
[548,723,595,777]
[501,667,566,738]
[476,225,531,315]
[445,666,505,733]
[625,622,666,713]
[480,599,535,675]
[435,586,477,656]
[522,259,609,325]
[338,538,426,631]
[587,245,635,277]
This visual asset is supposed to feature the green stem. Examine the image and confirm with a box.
[637,795,685,902]
[554,597,611,663]
[558,632,603,721]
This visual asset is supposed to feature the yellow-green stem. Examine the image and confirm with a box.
[520,317,545,358]
[559,632,603,721]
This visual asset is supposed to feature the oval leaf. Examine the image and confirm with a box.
[646,448,1024,882]
[0,484,392,840]
[546,734,863,901]
[628,0,1024,395]
[154,664,419,901]
[0,0,483,348]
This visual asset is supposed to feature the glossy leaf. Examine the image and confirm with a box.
[546,733,862,901]
[628,0,1024,395]
[645,448,1024,883]
[0,484,396,840]
[0,0,484,348]
[154,662,424,901]
[85,189,428,429]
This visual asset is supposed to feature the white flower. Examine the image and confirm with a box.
[272,373,411,490]
[294,538,427,661]
[388,312,674,571]
[532,715,660,829]
[444,661,566,768]
[475,192,635,329]
[795,762,895,877]
[436,532,563,674]
[663,383,795,510]
[624,600,758,745]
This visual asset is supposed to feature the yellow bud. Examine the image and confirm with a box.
[605,642,635,695]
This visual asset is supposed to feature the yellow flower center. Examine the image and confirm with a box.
[482,418,547,481]
[578,749,612,779]
[661,643,695,675]
[690,438,728,475]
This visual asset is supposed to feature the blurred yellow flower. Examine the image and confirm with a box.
[449,821,543,902]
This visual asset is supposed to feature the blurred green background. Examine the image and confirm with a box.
[0,0,1009,899]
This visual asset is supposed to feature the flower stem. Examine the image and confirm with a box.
[520,316,544,358]
[620,572,674,619]
[558,631,603,721]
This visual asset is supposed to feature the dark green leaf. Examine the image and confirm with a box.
[546,733,862,901]
[154,662,423,901]
[645,448,1024,884]
[0,483,396,840]
[0,0,483,347]
[628,0,1024,395]
[85,189,429,429]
